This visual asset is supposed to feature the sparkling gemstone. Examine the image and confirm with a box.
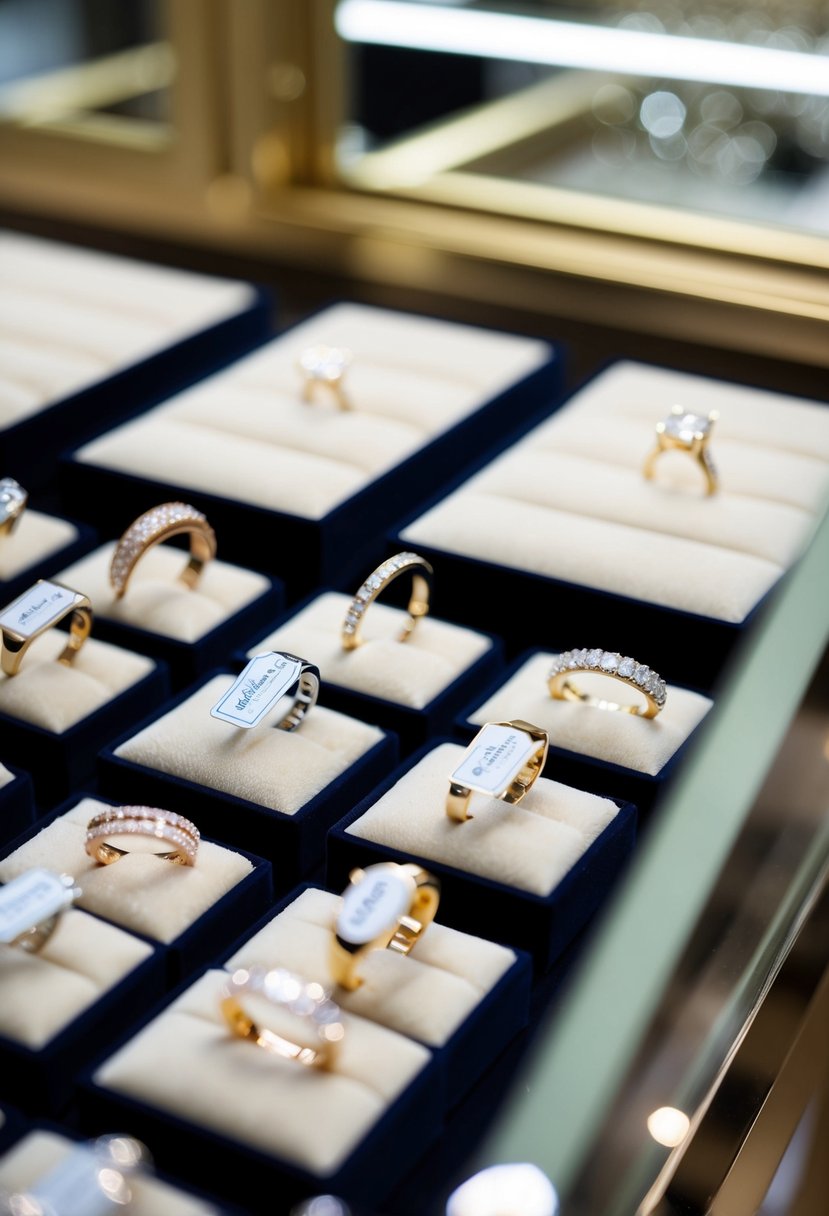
[586,649,602,667]
[618,657,636,678]
[663,411,711,444]
[634,664,650,685]
[600,652,618,672]
[300,345,350,381]
[0,477,26,524]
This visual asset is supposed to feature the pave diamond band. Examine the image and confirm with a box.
[342,551,433,652]
[85,805,200,867]
[548,649,667,719]
[643,404,719,496]
[221,966,345,1069]
[109,502,217,600]
[298,344,352,410]
[0,477,28,538]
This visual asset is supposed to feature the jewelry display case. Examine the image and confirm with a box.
[0,3,827,1214]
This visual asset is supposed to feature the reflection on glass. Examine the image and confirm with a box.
[337,1,829,234]
[646,1106,691,1148]
[0,0,172,135]
[446,1163,558,1216]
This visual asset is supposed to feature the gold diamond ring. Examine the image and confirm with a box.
[643,405,718,495]
[109,502,216,601]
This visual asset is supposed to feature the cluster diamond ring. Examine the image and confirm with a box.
[342,551,433,651]
[221,966,345,1069]
[109,502,216,601]
[548,649,667,718]
[85,805,200,867]
[642,405,719,496]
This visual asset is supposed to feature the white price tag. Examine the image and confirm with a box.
[0,581,77,639]
[0,869,75,945]
[210,652,303,729]
[337,864,412,945]
[16,1143,120,1216]
[451,725,539,797]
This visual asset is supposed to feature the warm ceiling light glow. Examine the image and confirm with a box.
[336,1,829,96]
[647,1106,691,1147]
[447,1163,558,1216]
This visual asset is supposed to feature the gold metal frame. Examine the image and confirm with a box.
[0,0,827,368]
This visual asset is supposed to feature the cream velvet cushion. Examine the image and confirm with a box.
[0,908,152,1048]
[0,511,79,582]
[228,886,517,1046]
[469,653,713,776]
[114,676,385,813]
[250,591,492,709]
[58,542,270,643]
[94,969,431,1176]
[0,635,155,734]
[75,304,551,520]
[0,231,256,427]
[346,742,619,897]
[0,798,254,944]
[402,362,829,623]
[0,1131,220,1216]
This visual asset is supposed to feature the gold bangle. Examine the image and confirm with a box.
[447,720,549,824]
[331,862,441,991]
[109,502,217,601]
[548,649,666,718]
[221,966,345,1069]
[298,345,352,410]
[642,406,719,496]
[342,551,433,651]
[0,478,27,538]
[85,806,200,867]
[0,579,92,678]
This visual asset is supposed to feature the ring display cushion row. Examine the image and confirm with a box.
[0,907,153,1050]
[250,591,494,710]
[346,742,620,898]
[0,634,156,734]
[57,542,272,644]
[91,968,433,1178]
[0,231,259,429]
[467,653,713,777]
[0,1131,221,1216]
[0,511,80,585]
[112,677,386,815]
[401,361,829,624]
[73,303,552,522]
[227,886,518,1049]
[0,798,254,945]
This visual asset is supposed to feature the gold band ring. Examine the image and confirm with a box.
[0,478,27,538]
[331,862,441,991]
[110,502,216,601]
[221,966,345,1069]
[298,345,352,411]
[85,806,200,867]
[643,406,719,496]
[548,649,666,718]
[447,720,549,824]
[0,579,92,678]
[0,869,80,953]
[342,551,433,651]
